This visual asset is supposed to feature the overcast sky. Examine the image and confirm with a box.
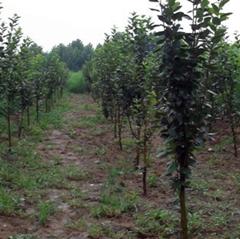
[1,0,239,51]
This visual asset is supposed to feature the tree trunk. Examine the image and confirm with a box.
[142,132,148,196]
[179,177,188,239]
[45,98,48,112]
[114,110,117,139]
[36,97,39,122]
[18,110,24,139]
[117,109,123,150]
[27,107,30,126]
[7,104,12,152]
[142,166,147,196]
[135,127,141,169]
[230,114,238,157]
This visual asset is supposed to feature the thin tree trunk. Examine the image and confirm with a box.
[7,103,12,152]
[114,110,117,139]
[45,98,48,113]
[142,166,147,196]
[117,109,123,150]
[18,110,24,139]
[179,184,188,239]
[36,97,39,122]
[135,127,141,169]
[230,113,238,157]
[27,107,30,126]
[143,125,148,196]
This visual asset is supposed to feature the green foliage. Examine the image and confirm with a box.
[38,201,55,225]
[67,71,88,93]
[148,174,158,188]
[149,0,231,237]
[51,40,94,71]
[87,14,160,195]
[0,3,69,151]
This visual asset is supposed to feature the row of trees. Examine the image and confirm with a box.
[52,39,94,71]
[83,0,239,238]
[0,4,68,152]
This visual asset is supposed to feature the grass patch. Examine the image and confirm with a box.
[64,165,89,181]
[78,114,106,128]
[91,169,139,218]
[134,209,177,237]
[0,186,20,215]
[0,95,72,217]
[38,201,56,225]
[66,218,87,231]
[67,71,88,93]
[91,191,138,218]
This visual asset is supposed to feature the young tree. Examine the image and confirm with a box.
[0,14,22,151]
[150,0,230,237]
[217,42,240,157]
[16,38,33,137]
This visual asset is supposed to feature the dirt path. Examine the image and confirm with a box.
[35,95,112,238]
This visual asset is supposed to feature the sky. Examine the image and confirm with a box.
[1,0,239,51]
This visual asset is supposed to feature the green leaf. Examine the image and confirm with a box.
[212,17,221,25]
[167,161,178,176]
[211,4,219,15]
[219,0,230,8]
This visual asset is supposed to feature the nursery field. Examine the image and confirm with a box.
[1,0,240,238]
[0,94,239,239]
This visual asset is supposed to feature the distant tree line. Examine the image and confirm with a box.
[51,39,94,71]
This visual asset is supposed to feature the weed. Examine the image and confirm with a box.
[91,190,138,218]
[78,115,106,128]
[232,173,240,192]
[190,178,209,192]
[210,211,229,227]
[134,209,177,237]
[188,212,205,233]
[38,201,55,225]
[214,136,233,153]
[148,174,158,188]
[0,187,20,215]
[205,189,224,201]
[95,147,106,157]
[66,218,87,231]
[65,165,88,181]
[122,138,136,151]
[66,188,86,209]
[88,224,105,238]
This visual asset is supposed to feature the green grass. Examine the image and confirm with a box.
[91,169,139,218]
[0,95,72,217]
[67,71,88,93]
[0,186,20,215]
[134,208,177,237]
[38,201,56,225]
